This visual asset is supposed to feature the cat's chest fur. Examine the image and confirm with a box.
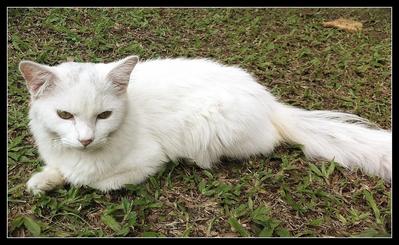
[34,129,127,186]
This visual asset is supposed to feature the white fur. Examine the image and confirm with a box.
[20,57,392,194]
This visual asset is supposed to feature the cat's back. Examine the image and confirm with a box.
[133,57,234,76]
[127,57,271,113]
[130,58,257,89]
[125,57,273,123]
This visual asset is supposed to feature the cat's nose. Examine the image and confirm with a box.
[80,139,93,147]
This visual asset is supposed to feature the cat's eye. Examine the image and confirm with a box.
[97,111,112,119]
[57,110,74,120]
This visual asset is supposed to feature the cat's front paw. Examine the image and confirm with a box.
[26,168,65,195]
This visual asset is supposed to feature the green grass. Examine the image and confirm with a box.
[7,8,391,237]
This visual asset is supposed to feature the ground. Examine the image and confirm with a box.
[7,8,391,237]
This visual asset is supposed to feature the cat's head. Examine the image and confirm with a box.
[19,55,139,151]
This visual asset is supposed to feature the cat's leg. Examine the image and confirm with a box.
[26,166,65,195]
[89,141,167,192]
[89,164,163,192]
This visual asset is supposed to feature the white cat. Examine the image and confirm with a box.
[18,56,392,194]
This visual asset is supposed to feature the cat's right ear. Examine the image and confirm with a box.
[19,61,57,98]
[106,55,139,95]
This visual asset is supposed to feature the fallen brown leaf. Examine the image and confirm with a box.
[323,18,363,32]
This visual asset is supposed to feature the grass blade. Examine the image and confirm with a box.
[228,217,250,237]
[23,216,41,237]
[309,163,323,177]
[363,190,382,224]
[101,214,121,232]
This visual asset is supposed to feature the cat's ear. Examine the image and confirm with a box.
[19,61,58,98]
[106,55,139,95]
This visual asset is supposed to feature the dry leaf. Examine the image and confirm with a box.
[323,18,363,32]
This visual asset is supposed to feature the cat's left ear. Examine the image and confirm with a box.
[107,55,139,95]
[19,61,58,98]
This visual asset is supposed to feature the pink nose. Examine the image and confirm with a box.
[80,139,93,147]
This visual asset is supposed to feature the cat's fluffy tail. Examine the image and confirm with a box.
[271,104,392,181]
